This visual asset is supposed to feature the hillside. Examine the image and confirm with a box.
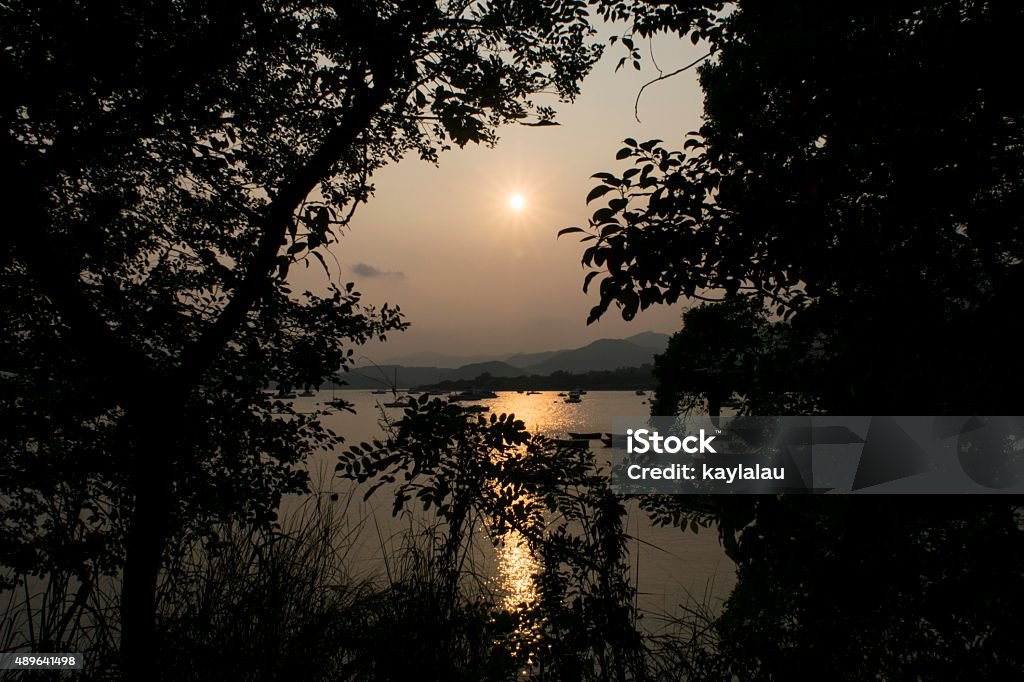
[522,338,665,375]
[344,332,671,388]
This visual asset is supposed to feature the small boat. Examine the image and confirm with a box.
[635,389,647,396]
[449,389,499,401]
[383,400,407,408]
[564,390,582,404]
[552,438,590,449]
[371,389,389,395]
[568,431,602,440]
[299,389,316,397]
[527,390,542,395]
[274,390,297,399]
[460,404,490,413]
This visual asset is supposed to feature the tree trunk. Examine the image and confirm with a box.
[120,402,181,679]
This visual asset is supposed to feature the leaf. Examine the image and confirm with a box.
[557,226,587,238]
[582,270,600,293]
[615,147,633,160]
[586,185,615,203]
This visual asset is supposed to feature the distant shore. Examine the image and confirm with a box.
[317,365,655,392]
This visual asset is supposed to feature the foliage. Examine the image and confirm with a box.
[1,0,604,670]
[337,395,648,681]
[651,297,761,416]
[706,498,1024,680]
[565,2,1024,678]
[568,1,1024,414]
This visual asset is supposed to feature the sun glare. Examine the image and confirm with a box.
[508,193,526,211]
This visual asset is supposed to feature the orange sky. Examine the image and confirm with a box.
[290,29,708,362]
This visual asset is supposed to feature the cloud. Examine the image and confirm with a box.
[350,262,405,279]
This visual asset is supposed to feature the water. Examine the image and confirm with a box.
[290,389,736,627]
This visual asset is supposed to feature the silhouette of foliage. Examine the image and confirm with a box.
[570,1,1024,414]
[569,2,1024,678]
[1,1,602,672]
[337,395,647,681]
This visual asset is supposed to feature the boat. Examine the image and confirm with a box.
[568,431,602,440]
[527,390,542,395]
[564,390,582,404]
[371,389,389,395]
[635,389,647,396]
[383,400,408,408]
[274,390,297,399]
[449,388,498,401]
[551,438,590,449]
[299,389,316,397]
[326,398,352,411]
[460,404,490,413]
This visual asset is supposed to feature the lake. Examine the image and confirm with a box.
[288,389,736,629]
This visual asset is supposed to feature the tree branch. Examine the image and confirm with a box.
[634,51,711,123]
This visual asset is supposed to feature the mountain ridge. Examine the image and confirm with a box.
[341,332,670,388]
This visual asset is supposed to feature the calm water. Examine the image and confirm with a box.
[289,390,736,628]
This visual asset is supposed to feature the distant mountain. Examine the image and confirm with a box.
[375,351,493,368]
[502,349,557,368]
[339,365,445,389]
[443,361,523,381]
[340,361,523,389]
[522,338,664,375]
[346,332,671,388]
[624,331,671,351]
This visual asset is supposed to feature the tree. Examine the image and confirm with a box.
[573,0,1024,414]
[337,396,647,681]
[567,2,1024,677]
[650,296,766,416]
[1,2,601,675]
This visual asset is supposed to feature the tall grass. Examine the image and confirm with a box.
[148,492,528,682]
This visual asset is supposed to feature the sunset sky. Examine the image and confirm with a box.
[289,30,708,363]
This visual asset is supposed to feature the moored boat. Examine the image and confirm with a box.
[551,438,590,449]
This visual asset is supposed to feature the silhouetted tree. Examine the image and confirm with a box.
[569,2,1024,677]
[651,296,765,416]
[573,0,1024,414]
[1,1,601,675]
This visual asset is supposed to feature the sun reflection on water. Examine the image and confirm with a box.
[495,530,539,611]
[477,390,610,659]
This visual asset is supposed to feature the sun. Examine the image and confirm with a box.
[507,193,526,211]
